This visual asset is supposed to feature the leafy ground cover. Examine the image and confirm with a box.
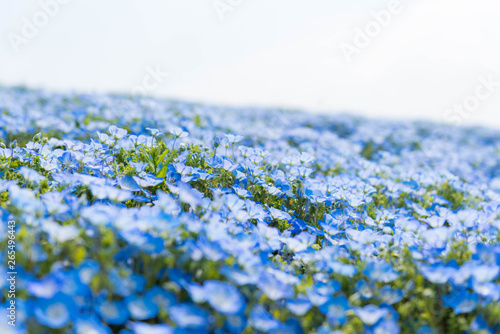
[1,86,500,333]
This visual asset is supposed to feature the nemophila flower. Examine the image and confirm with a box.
[286,297,313,316]
[305,224,325,236]
[233,185,253,198]
[378,286,403,305]
[19,166,45,183]
[81,204,119,226]
[74,315,111,334]
[129,134,154,147]
[473,244,500,264]
[95,300,129,325]
[290,166,314,179]
[223,314,248,334]
[126,321,173,334]
[111,271,147,296]
[346,228,380,244]
[471,264,500,283]
[144,286,177,309]
[109,125,128,140]
[318,295,349,326]
[27,275,61,299]
[34,293,76,329]
[170,162,195,182]
[226,194,245,212]
[222,159,238,172]
[353,305,389,326]
[170,127,189,138]
[257,271,294,300]
[203,280,246,315]
[169,303,210,330]
[154,190,181,216]
[250,304,281,332]
[125,294,159,320]
[420,264,457,284]
[470,314,494,334]
[41,191,70,216]
[146,128,164,137]
[167,182,204,208]
[290,218,307,233]
[220,265,259,286]
[78,260,100,284]
[90,184,132,202]
[370,319,401,334]
[183,281,206,303]
[133,174,163,188]
[196,235,227,261]
[0,147,15,159]
[363,261,399,283]
[58,151,79,169]
[443,290,477,314]
[118,175,142,191]
[120,229,164,254]
[328,261,357,277]
[225,133,244,144]
[42,220,80,243]
[355,280,374,299]
[472,281,500,301]
[305,287,331,307]
[282,232,316,252]
[268,206,291,221]
[97,132,115,145]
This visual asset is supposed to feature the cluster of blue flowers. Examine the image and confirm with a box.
[1,86,500,333]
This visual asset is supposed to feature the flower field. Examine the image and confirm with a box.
[1,86,500,333]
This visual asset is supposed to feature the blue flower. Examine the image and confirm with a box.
[421,264,457,284]
[286,297,312,316]
[353,304,389,326]
[257,271,294,301]
[119,175,142,191]
[378,286,403,305]
[170,127,189,138]
[369,319,400,334]
[470,314,494,334]
[355,280,374,299]
[144,286,177,309]
[120,229,164,254]
[329,261,357,276]
[443,290,477,314]
[250,304,281,332]
[125,294,159,320]
[19,166,45,183]
[127,321,173,334]
[203,280,246,315]
[27,275,61,299]
[78,260,100,284]
[34,293,75,329]
[268,206,291,221]
[363,261,398,283]
[224,314,248,334]
[318,296,349,326]
[95,300,130,325]
[225,134,244,144]
[109,125,128,140]
[74,315,111,334]
[169,304,210,330]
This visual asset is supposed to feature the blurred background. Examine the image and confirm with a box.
[1,0,500,127]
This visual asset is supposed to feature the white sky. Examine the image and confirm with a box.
[1,0,500,128]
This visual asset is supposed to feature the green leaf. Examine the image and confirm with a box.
[157,164,168,178]
[157,149,170,165]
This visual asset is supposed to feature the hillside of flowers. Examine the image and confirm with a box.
[1,86,500,334]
